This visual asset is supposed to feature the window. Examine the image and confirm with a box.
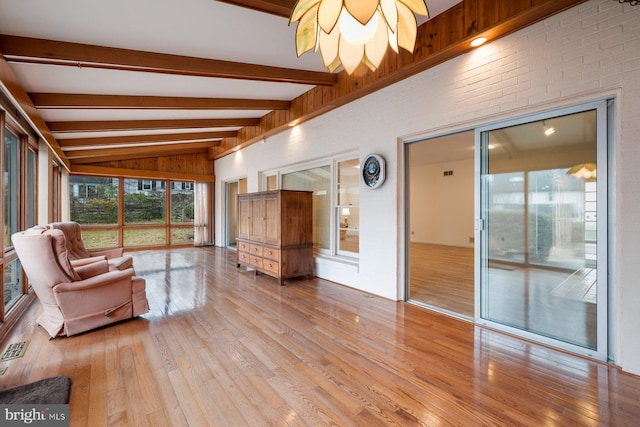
[170,181,195,245]
[337,159,359,255]
[4,128,18,250]
[282,165,331,251]
[70,176,120,248]
[70,175,196,248]
[27,148,37,227]
[279,154,360,259]
[71,176,119,224]
[124,178,166,226]
[3,259,22,312]
[265,174,277,190]
[1,113,39,320]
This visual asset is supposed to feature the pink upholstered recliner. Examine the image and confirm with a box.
[47,221,133,272]
[11,227,149,338]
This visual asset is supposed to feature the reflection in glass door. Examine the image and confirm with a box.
[406,132,475,318]
[477,102,608,360]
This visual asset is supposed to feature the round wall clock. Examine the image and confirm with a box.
[361,154,386,189]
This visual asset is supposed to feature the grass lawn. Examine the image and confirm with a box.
[83,226,194,249]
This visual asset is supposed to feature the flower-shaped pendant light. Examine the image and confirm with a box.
[290,0,429,74]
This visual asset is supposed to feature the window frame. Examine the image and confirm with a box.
[335,157,360,258]
[266,151,360,261]
[0,110,39,321]
[69,175,196,249]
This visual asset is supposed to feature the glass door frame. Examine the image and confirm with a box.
[474,100,611,361]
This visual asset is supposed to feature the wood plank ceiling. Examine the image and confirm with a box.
[0,0,587,178]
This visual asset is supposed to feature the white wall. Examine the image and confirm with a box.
[215,0,640,375]
[409,158,474,247]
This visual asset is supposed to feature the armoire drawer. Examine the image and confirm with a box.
[262,259,279,275]
[262,247,280,262]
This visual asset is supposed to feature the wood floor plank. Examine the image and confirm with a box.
[0,246,639,426]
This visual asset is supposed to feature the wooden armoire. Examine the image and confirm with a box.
[236,190,314,285]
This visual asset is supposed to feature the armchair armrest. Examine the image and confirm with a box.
[74,259,109,279]
[71,255,107,267]
[53,268,135,294]
[90,248,124,259]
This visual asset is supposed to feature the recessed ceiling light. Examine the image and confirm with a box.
[471,37,487,47]
[543,120,556,137]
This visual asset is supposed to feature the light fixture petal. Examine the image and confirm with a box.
[339,37,365,74]
[295,6,320,56]
[380,0,399,34]
[397,0,429,17]
[388,27,399,53]
[318,0,343,34]
[290,0,322,23]
[318,28,340,68]
[344,0,379,25]
[362,55,378,72]
[338,7,379,45]
[397,1,418,52]
[327,55,343,73]
[364,13,389,69]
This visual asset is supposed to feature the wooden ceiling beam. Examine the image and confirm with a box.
[70,164,216,182]
[69,149,208,164]
[48,118,260,132]
[0,54,70,169]
[215,0,294,17]
[0,34,336,86]
[66,141,218,160]
[59,131,237,148]
[28,93,291,110]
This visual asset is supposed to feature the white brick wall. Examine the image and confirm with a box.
[215,0,640,375]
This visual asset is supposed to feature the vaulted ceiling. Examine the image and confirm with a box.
[0,0,586,175]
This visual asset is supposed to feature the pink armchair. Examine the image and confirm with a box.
[47,221,133,271]
[12,227,149,338]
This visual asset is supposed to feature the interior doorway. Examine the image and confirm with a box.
[406,131,475,318]
[225,178,247,250]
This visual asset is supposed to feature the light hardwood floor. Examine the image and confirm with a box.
[408,243,475,317]
[409,243,597,347]
[1,246,639,426]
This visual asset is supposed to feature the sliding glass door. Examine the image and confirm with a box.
[476,101,609,360]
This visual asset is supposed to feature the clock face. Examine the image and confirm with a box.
[361,154,385,189]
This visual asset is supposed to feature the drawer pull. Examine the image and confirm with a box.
[254,247,258,252]
[268,263,272,268]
